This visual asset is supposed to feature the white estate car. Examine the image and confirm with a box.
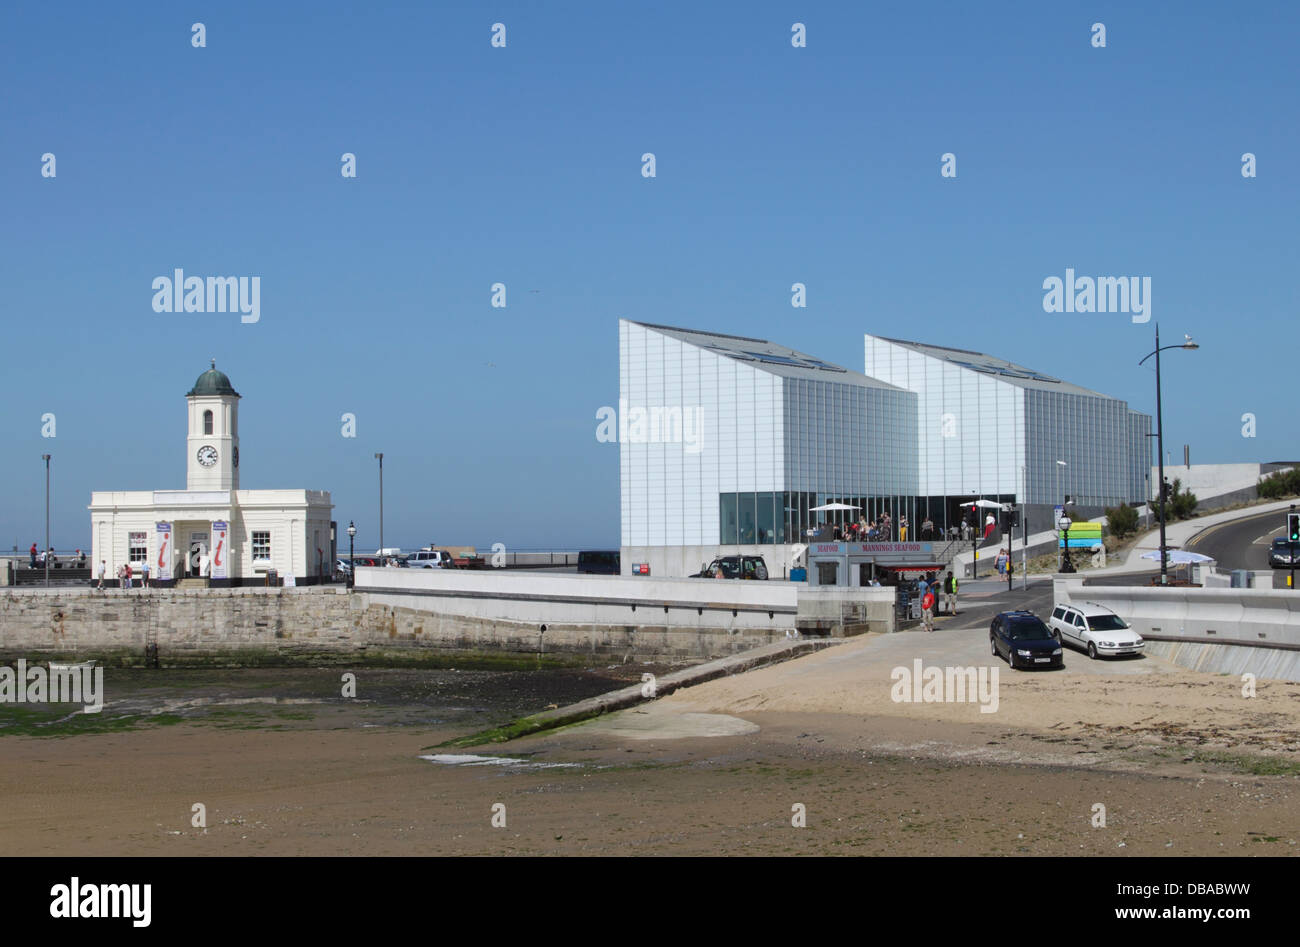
[1049,602,1145,659]
[406,549,452,569]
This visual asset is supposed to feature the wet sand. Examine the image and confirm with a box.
[1,638,1298,855]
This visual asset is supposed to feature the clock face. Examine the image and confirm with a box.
[197,446,219,467]
[233,445,239,468]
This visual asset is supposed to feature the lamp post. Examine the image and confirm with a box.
[42,454,51,588]
[346,521,356,590]
[1021,464,1028,590]
[374,452,384,559]
[968,491,977,579]
[1139,325,1199,585]
[1054,460,1066,571]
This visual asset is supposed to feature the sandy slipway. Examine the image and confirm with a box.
[479,628,1300,779]
[438,636,841,748]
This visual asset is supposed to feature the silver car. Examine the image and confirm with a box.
[1049,602,1145,659]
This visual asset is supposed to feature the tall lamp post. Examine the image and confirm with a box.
[346,521,356,590]
[42,453,51,588]
[1139,325,1199,585]
[1021,465,1029,590]
[374,452,384,559]
[1054,461,1067,571]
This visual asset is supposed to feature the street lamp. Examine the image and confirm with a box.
[374,452,384,559]
[1021,464,1029,590]
[42,454,51,588]
[346,521,356,590]
[1059,514,1073,573]
[1139,325,1199,585]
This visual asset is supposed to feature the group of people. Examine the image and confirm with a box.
[92,560,149,590]
[28,543,87,568]
[827,513,990,545]
[836,512,896,542]
[916,570,960,632]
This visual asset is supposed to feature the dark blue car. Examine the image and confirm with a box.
[990,610,1064,670]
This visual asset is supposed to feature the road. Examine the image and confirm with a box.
[1185,506,1293,588]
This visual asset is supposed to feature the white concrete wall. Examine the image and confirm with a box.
[1055,577,1300,679]
[1152,463,1276,502]
[356,567,799,632]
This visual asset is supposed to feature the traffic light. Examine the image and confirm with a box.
[1288,513,1300,543]
[1161,479,1172,502]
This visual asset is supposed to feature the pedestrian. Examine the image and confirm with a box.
[116,563,124,588]
[97,560,106,591]
[29,542,37,567]
[141,560,150,589]
[943,571,958,616]
[921,587,935,632]
[124,562,133,590]
[899,515,909,542]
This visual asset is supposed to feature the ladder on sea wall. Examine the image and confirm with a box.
[143,595,159,668]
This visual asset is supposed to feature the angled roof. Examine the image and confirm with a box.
[631,321,905,390]
[868,336,1106,398]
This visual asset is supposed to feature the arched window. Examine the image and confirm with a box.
[203,410,213,435]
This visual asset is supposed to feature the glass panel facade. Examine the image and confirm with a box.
[720,493,738,544]
[622,323,1150,551]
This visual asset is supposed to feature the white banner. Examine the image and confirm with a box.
[155,523,173,581]
[211,521,229,579]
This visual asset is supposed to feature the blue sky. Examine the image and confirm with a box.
[2,1,1296,553]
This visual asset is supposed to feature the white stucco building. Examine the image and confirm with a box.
[88,362,334,585]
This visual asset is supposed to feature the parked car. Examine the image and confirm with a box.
[990,610,1063,669]
[691,555,769,580]
[577,550,620,575]
[335,558,353,576]
[1049,602,1145,659]
[407,549,453,569]
[1269,537,1297,569]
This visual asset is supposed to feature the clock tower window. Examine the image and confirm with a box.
[203,410,214,435]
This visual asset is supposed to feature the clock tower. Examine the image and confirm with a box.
[186,359,240,491]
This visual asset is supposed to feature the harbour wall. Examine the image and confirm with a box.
[0,574,894,667]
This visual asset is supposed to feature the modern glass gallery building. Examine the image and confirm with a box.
[618,320,1150,577]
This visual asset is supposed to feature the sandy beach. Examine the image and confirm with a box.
[2,634,1298,856]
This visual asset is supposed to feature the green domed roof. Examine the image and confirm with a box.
[187,359,240,397]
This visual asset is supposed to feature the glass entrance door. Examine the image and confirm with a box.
[188,531,209,577]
